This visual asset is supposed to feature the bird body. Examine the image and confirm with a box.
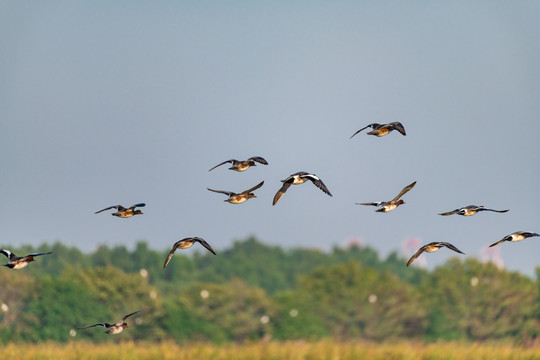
[438,205,509,216]
[209,156,268,172]
[406,242,464,266]
[489,231,539,247]
[356,181,416,213]
[350,122,406,138]
[164,237,216,268]
[1,250,52,270]
[272,172,332,205]
[95,203,146,218]
[208,181,264,204]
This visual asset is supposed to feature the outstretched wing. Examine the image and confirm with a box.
[303,174,332,196]
[406,245,429,266]
[0,250,16,260]
[193,237,217,255]
[439,242,465,254]
[163,245,179,268]
[95,205,120,214]
[129,203,146,210]
[242,181,264,194]
[120,310,142,323]
[208,160,234,172]
[355,202,381,207]
[389,122,406,135]
[207,188,235,196]
[248,156,268,165]
[481,208,509,214]
[78,323,109,329]
[349,124,373,139]
[488,236,509,248]
[272,182,292,206]
[27,251,53,258]
[438,209,459,216]
[391,181,416,202]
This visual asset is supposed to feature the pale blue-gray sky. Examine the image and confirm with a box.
[1,2,539,274]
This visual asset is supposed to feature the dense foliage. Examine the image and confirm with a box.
[0,237,538,343]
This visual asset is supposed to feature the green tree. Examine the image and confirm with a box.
[295,262,426,340]
[422,259,539,341]
[0,271,36,343]
[21,276,105,342]
[64,266,165,341]
[272,290,329,340]
[163,279,276,342]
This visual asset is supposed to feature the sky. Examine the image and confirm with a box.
[1,2,539,275]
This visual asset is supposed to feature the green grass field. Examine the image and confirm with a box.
[1,340,539,360]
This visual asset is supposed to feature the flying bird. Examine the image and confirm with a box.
[208,156,268,172]
[406,242,465,266]
[356,181,416,213]
[438,205,509,216]
[95,203,146,218]
[77,310,142,335]
[207,181,264,204]
[350,122,406,138]
[272,172,332,205]
[488,231,539,248]
[0,250,53,270]
[164,237,216,268]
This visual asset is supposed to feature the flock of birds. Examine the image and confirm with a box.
[1,121,538,335]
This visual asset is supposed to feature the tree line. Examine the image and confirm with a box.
[0,237,538,343]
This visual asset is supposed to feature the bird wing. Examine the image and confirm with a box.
[78,323,109,329]
[208,160,234,172]
[272,182,292,205]
[129,203,146,209]
[94,205,120,214]
[439,242,465,254]
[163,245,179,268]
[438,209,458,216]
[349,124,373,139]
[242,181,264,194]
[303,174,332,196]
[391,181,416,202]
[120,310,142,323]
[0,249,16,260]
[390,122,406,135]
[248,156,268,165]
[406,245,429,266]
[481,208,509,213]
[488,237,509,248]
[355,202,381,207]
[194,237,217,255]
[27,251,53,257]
[207,188,235,196]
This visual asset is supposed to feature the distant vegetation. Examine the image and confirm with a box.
[0,237,539,344]
[3,341,540,360]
